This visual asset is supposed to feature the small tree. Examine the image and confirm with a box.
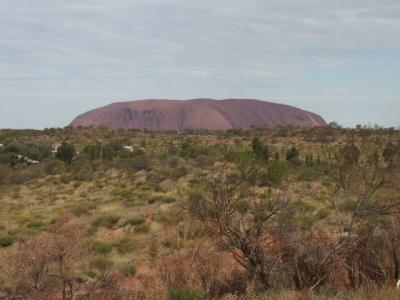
[305,154,314,167]
[266,162,289,186]
[56,142,75,164]
[251,137,270,161]
[285,146,299,162]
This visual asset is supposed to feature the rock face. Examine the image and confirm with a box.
[70,99,326,130]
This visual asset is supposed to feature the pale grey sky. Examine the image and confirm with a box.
[0,0,399,129]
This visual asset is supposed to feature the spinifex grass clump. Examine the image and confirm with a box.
[115,238,137,254]
[92,214,121,229]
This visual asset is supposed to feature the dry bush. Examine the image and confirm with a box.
[280,230,332,290]
[74,270,149,300]
[157,246,244,299]
[343,235,397,289]
[299,139,400,291]
[1,214,86,300]
[80,271,141,300]
[157,248,199,290]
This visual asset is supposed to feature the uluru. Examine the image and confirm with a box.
[70,99,326,130]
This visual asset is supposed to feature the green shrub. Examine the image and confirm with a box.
[131,155,150,170]
[297,168,318,182]
[188,188,203,202]
[59,174,71,184]
[147,172,168,183]
[153,209,184,225]
[175,166,188,178]
[252,137,270,161]
[90,256,113,272]
[186,188,204,217]
[7,226,39,239]
[195,154,210,167]
[229,150,253,166]
[83,268,99,279]
[113,189,150,207]
[92,214,121,229]
[119,261,137,276]
[234,200,250,213]
[56,142,75,164]
[126,216,146,226]
[266,162,288,186]
[149,236,159,260]
[92,241,113,254]
[43,159,64,175]
[298,214,318,230]
[305,154,314,167]
[316,208,330,220]
[115,238,137,254]
[25,220,46,230]
[73,182,81,188]
[286,146,300,161]
[0,235,14,247]
[149,195,176,204]
[168,288,202,300]
[71,201,97,217]
[0,165,7,183]
[134,223,150,234]
[147,196,156,204]
[11,190,21,199]
[71,162,94,181]
[161,167,187,179]
[167,156,180,167]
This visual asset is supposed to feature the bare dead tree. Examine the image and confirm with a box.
[157,246,229,299]
[187,171,291,291]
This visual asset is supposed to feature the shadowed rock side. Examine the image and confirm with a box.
[70,99,327,130]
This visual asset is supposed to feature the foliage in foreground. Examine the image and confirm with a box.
[0,126,399,299]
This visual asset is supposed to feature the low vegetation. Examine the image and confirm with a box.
[0,125,399,299]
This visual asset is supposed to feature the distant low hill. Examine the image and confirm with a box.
[70,99,326,130]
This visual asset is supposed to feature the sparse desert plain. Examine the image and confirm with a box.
[0,125,399,299]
